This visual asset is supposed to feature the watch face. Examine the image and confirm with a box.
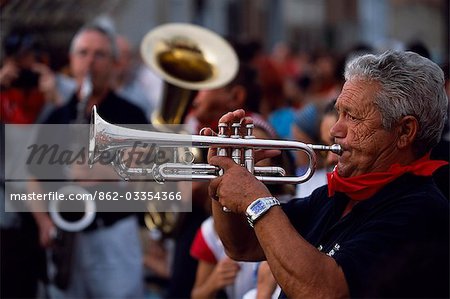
[252,201,266,214]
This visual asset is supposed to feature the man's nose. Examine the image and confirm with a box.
[330,117,345,139]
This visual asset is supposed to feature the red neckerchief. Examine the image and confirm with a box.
[327,154,448,201]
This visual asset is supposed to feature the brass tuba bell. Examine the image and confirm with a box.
[138,23,239,236]
[140,22,239,125]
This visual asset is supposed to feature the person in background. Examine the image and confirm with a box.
[291,101,329,198]
[228,39,297,139]
[190,216,259,299]
[242,261,280,299]
[301,52,342,104]
[0,29,62,124]
[166,62,278,299]
[187,62,276,139]
[207,51,448,298]
[292,98,340,199]
[28,23,148,299]
[0,28,54,299]
[319,99,339,171]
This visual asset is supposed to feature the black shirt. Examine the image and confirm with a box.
[280,174,449,298]
[45,90,149,125]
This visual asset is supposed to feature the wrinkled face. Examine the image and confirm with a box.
[70,30,115,90]
[192,87,234,127]
[330,79,399,177]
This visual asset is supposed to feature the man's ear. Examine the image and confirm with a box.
[397,115,418,149]
[228,85,246,110]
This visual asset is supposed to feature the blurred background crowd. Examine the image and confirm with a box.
[1,0,448,298]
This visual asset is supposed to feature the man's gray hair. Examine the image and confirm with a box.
[345,50,448,157]
[69,22,119,60]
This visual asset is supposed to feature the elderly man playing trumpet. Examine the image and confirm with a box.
[205,51,449,298]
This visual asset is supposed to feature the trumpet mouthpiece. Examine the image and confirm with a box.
[330,144,343,156]
[308,144,343,156]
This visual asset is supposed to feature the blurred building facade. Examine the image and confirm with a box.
[1,0,448,68]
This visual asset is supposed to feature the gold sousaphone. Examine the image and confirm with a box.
[141,22,239,125]
[139,23,239,235]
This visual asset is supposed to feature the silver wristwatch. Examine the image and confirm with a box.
[245,197,280,228]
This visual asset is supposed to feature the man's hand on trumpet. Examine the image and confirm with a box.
[200,109,279,213]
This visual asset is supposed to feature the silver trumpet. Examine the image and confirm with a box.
[89,106,342,184]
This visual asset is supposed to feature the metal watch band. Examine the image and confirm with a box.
[245,196,280,228]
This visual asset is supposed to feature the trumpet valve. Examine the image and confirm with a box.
[245,123,254,137]
[231,123,242,164]
[244,124,255,173]
[217,123,228,157]
[231,122,241,137]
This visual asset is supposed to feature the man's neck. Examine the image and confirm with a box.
[369,148,417,174]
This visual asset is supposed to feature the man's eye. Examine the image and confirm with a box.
[346,113,358,121]
[75,50,88,57]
